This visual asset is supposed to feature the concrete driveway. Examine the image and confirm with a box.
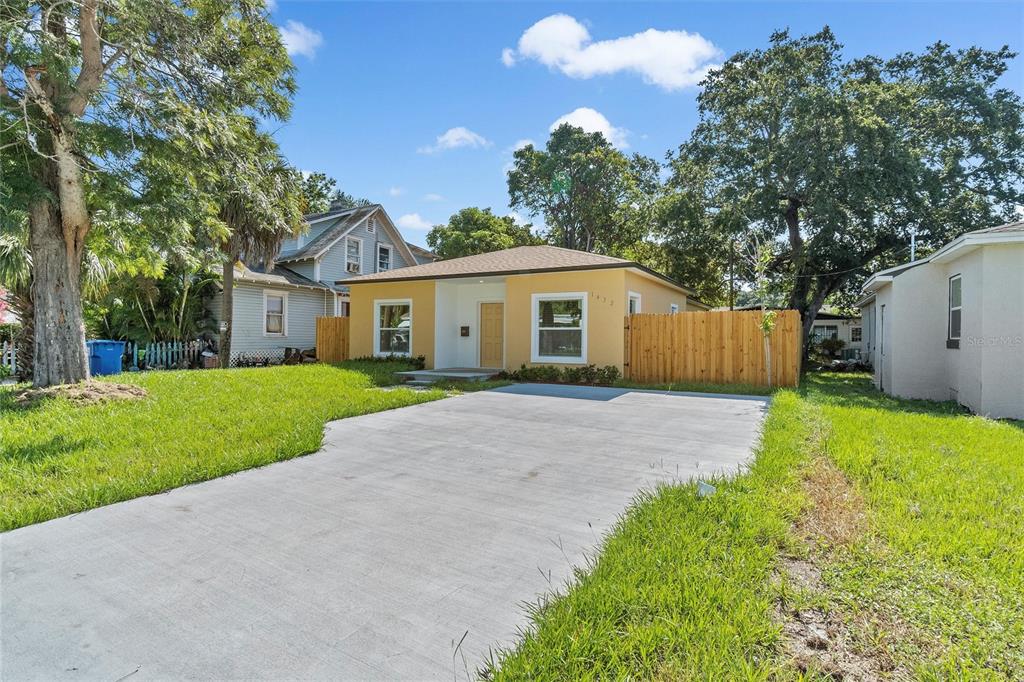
[1,384,767,680]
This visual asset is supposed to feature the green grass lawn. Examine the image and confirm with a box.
[0,361,443,531]
[488,373,1024,680]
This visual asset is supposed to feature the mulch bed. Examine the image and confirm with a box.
[10,381,147,408]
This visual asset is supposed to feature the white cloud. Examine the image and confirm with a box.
[509,138,535,152]
[550,107,628,148]
[388,186,404,197]
[279,20,323,59]
[397,213,433,231]
[509,211,529,226]
[503,14,721,91]
[423,193,444,202]
[417,126,491,154]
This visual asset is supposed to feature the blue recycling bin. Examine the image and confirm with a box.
[87,340,126,376]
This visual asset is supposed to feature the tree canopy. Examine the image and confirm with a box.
[508,125,659,253]
[673,27,1024,347]
[1,0,297,385]
[426,207,540,259]
[300,172,371,214]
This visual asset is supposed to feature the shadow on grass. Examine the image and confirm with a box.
[1,434,90,464]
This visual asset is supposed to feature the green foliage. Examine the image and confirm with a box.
[508,125,659,253]
[351,354,427,370]
[817,336,845,357]
[501,364,620,386]
[426,207,541,259]
[300,172,371,214]
[0,361,440,530]
[84,263,218,343]
[490,374,1024,678]
[0,322,19,343]
[674,27,1024,328]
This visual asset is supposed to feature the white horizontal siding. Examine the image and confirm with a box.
[226,284,329,362]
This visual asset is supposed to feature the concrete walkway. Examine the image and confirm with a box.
[1,384,768,680]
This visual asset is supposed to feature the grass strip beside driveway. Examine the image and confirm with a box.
[489,374,1024,679]
[0,361,443,531]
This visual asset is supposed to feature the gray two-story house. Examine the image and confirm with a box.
[211,202,435,365]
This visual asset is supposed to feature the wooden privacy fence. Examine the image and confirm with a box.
[316,316,350,363]
[625,310,802,387]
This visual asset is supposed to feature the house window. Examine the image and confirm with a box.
[628,291,641,315]
[377,244,392,272]
[375,300,411,356]
[532,293,586,363]
[263,291,287,336]
[811,325,839,344]
[948,274,962,348]
[670,303,680,314]
[851,326,862,343]
[335,297,350,317]
[346,237,361,274]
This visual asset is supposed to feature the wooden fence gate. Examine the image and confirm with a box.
[316,317,350,363]
[624,310,801,387]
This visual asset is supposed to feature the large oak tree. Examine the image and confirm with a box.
[1,0,294,385]
[674,28,1024,353]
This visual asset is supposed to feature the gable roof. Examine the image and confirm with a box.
[405,242,439,261]
[277,204,378,262]
[341,245,696,294]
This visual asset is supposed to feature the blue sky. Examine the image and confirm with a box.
[269,1,1024,247]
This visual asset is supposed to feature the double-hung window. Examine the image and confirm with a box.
[377,245,392,272]
[346,237,361,274]
[532,293,586,364]
[375,300,412,356]
[811,325,839,344]
[263,291,287,336]
[948,274,962,348]
[851,326,862,343]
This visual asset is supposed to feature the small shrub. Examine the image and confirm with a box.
[350,354,426,370]
[0,322,19,343]
[596,365,620,385]
[500,364,621,386]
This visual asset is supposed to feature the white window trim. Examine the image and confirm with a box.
[851,326,862,343]
[669,303,680,314]
[377,243,392,272]
[374,298,412,357]
[531,292,587,364]
[948,274,962,342]
[628,291,642,315]
[263,290,288,337]
[346,236,363,274]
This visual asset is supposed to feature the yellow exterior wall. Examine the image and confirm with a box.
[348,280,436,366]
[347,268,691,371]
[623,270,688,315]
[505,269,628,370]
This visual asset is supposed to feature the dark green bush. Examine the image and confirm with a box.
[501,363,620,386]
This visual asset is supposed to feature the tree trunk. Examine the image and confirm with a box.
[218,257,234,368]
[28,191,90,386]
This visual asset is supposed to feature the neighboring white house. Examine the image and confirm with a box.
[729,305,864,359]
[858,222,1024,420]
[210,202,436,366]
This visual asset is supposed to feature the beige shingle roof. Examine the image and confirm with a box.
[341,245,694,293]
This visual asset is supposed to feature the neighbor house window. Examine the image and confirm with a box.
[670,303,680,314]
[375,300,412,356]
[948,274,962,348]
[346,237,361,274]
[811,325,839,344]
[851,326,862,343]
[532,293,586,363]
[628,291,641,315]
[377,244,392,272]
[263,291,287,336]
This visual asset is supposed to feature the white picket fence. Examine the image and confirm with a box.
[1,339,215,376]
[124,340,213,370]
[1,340,15,374]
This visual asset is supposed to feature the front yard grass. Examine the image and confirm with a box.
[488,373,1024,679]
[0,361,443,531]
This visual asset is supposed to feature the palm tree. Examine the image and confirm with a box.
[216,128,305,367]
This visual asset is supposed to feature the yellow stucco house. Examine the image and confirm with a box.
[343,245,707,372]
